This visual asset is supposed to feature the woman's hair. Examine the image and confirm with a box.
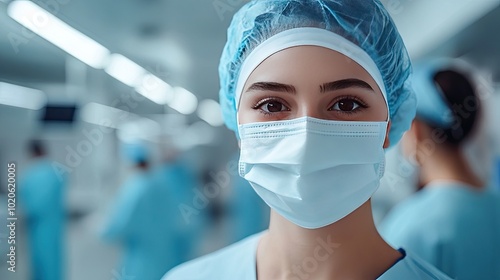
[431,69,481,146]
[29,139,46,157]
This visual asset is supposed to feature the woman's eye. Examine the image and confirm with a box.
[259,100,289,113]
[330,99,361,112]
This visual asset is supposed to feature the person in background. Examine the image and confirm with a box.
[101,142,177,280]
[19,139,66,280]
[495,157,500,192]
[380,60,500,280]
[152,149,205,266]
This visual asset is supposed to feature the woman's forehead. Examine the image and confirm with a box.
[244,46,382,93]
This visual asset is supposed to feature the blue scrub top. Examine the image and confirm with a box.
[380,180,500,280]
[102,170,178,280]
[20,159,65,219]
[19,158,66,280]
[162,231,451,280]
[152,161,207,265]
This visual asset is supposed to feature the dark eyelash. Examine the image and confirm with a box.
[336,109,359,115]
[251,97,288,109]
[258,110,273,116]
[327,96,369,115]
[332,95,369,108]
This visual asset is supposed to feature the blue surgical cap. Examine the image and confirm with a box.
[121,141,148,164]
[219,0,415,146]
[412,59,458,128]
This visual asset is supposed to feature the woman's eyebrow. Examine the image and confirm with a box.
[246,82,296,94]
[320,79,374,93]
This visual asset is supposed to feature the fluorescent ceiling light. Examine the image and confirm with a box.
[135,73,175,105]
[81,102,160,135]
[0,82,46,110]
[7,0,110,69]
[117,118,161,143]
[197,99,224,127]
[168,87,198,115]
[80,102,134,128]
[105,54,146,87]
[173,121,215,150]
[149,114,188,136]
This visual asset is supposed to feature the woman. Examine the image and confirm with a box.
[163,0,451,279]
[380,61,500,280]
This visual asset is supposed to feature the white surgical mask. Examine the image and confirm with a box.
[238,116,388,229]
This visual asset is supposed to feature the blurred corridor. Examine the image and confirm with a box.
[0,0,500,279]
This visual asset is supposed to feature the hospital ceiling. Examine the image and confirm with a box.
[0,0,499,117]
[427,3,500,81]
[0,0,232,106]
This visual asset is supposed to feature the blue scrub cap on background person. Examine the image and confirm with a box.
[412,58,465,128]
[121,141,148,164]
[219,0,415,147]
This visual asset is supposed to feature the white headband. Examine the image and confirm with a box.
[235,27,388,116]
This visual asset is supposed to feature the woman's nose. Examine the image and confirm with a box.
[297,104,326,120]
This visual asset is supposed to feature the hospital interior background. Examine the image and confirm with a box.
[1,0,500,279]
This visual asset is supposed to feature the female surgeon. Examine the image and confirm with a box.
[380,61,500,280]
[163,0,451,279]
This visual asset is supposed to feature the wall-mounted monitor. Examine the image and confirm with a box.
[40,104,78,123]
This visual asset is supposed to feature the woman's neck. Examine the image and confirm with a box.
[419,149,484,189]
[256,200,402,280]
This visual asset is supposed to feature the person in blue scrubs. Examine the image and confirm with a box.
[380,61,500,279]
[152,151,205,266]
[102,143,178,280]
[495,157,500,192]
[19,140,66,280]
[163,1,450,279]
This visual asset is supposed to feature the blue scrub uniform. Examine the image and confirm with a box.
[19,159,66,280]
[162,231,451,280]
[102,170,178,280]
[495,157,500,192]
[380,180,500,280]
[153,161,205,265]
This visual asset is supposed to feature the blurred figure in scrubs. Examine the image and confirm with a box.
[101,142,177,279]
[152,149,204,265]
[19,140,66,280]
[380,61,500,280]
[496,158,500,192]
